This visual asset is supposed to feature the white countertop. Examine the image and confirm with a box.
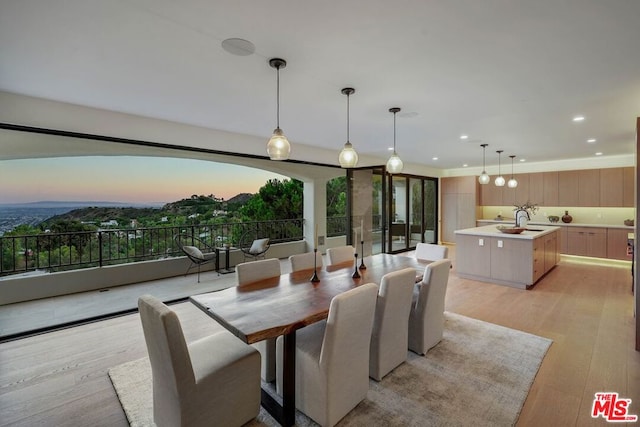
[476,219,634,230]
[456,224,561,239]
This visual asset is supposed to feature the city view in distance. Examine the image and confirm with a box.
[0,201,165,236]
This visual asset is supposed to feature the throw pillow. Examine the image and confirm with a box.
[249,238,269,255]
[183,245,204,260]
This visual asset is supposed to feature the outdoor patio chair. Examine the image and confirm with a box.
[238,230,270,262]
[174,233,217,283]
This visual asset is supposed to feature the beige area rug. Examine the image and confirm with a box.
[108,312,552,427]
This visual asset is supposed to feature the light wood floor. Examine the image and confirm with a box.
[1,249,638,426]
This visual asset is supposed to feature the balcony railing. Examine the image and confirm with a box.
[0,219,304,277]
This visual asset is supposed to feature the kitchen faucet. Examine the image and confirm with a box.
[515,209,529,228]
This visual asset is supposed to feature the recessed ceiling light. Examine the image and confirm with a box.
[432,157,438,161]
[587,138,597,143]
[519,158,526,162]
[463,163,468,167]
[572,115,585,122]
[595,152,603,156]
[387,147,394,151]
[221,38,256,56]
[460,135,468,140]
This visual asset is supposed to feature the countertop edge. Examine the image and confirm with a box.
[456,225,561,239]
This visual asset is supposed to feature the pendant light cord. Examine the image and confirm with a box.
[346,92,350,142]
[276,66,280,128]
[393,110,397,154]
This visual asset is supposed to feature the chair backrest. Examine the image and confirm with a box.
[374,268,417,343]
[320,283,378,373]
[415,243,448,261]
[326,245,356,266]
[414,259,452,322]
[138,295,194,408]
[289,251,323,272]
[236,258,281,286]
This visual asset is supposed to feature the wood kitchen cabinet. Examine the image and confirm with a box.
[600,168,624,207]
[441,176,477,243]
[578,169,600,206]
[607,228,633,260]
[543,172,559,206]
[566,227,607,258]
[480,180,504,206]
[558,170,580,206]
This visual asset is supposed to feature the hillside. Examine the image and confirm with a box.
[40,194,252,228]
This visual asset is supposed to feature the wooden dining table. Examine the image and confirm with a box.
[189,253,431,427]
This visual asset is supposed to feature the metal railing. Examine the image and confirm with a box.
[0,219,304,277]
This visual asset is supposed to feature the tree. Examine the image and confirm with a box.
[326,176,347,217]
[239,179,303,221]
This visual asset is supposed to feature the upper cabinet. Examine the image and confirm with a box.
[600,168,624,207]
[578,169,600,207]
[478,167,632,208]
[558,171,580,206]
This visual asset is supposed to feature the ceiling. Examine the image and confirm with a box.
[1,0,639,171]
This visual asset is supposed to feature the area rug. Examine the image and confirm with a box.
[108,312,552,427]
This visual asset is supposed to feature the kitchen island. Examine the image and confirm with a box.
[455,224,561,289]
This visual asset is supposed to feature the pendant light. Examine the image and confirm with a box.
[478,143,490,184]
[386,107,403,174]
[507,155,518,188]
[494,150,505,186]
[266,58,290,160]
[338,87,358,168]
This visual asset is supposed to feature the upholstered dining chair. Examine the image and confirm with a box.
[174,233,217,283]
[369,267,417,381]
[236,258,281,382]
[415,242,448,261]
[408,259,452,355]
[289,251,323,272]
[137,295,261,427]
[276,283,378,427]
[326,245,356,266]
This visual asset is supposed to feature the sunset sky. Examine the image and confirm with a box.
[0,156,289,204]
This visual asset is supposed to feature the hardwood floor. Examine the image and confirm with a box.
[1,250,638,426]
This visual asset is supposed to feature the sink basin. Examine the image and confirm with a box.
[525,228,544,232]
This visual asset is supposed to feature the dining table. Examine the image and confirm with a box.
[189,252,431,427]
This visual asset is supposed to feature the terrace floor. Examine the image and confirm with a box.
[0,256,301,341]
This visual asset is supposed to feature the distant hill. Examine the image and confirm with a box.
[0,200,165,209]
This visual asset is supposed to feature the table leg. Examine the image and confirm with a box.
[259,331,296,427]
[282,332,296,426]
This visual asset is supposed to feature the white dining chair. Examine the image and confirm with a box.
[415,242,448,261]
[408,259,452,355]
[369,267,417,381]
[326,245,356,266]
[289,251,323,272]
[275,283,379,427]
[236,258,281,382]
[138,295,261,427]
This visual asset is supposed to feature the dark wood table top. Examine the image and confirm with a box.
[190,253,430,344]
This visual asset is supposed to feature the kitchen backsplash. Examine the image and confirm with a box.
[482,206,635,226]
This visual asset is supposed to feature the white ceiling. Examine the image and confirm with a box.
[1,0,639,170]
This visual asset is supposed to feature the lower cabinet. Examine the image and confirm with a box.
[566,227,607,258]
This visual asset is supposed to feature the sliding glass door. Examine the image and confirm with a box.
[387,174,438,253]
